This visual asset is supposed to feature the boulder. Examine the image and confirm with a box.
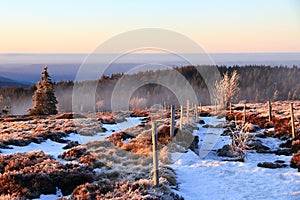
[197,119,205,124]
[217,144,239,158]
[279,138,293,148]
[257,162,287,169]
[275,148,291,156]
[188,135,199,154]
[63,141,80,149]
[247,140,270,152]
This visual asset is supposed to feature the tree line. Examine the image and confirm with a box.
[0,65,299,114]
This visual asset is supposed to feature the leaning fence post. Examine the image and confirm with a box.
[243,104,246,124]
[290,103,295,138]
[170,105,175,137]
[186,100,190,124]
[268,100,272,122]
[180,105,183,130]
[152,121,159,187]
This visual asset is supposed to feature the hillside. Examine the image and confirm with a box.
[0,76,30,89]
[1,64,300,114]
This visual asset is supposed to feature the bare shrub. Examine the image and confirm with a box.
[129,97,147,110]
[213,70,240,109]
[230,126,254,161]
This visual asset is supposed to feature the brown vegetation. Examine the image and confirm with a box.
[0,151,93,198]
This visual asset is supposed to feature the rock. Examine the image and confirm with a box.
[257,162,287,169]
[223,123,236,129]
[233,106,249,111]
[188,135,199,154]
[242,123,260,132]
[274,160,285,164]
[0,143,13,149]
[202,124,214,128]
[197,119,205,124]
[199,111,210,117]
[3,139,31,146]
[221,128,232,136]
[31,137,44,144]
[63,141,80,149]
[247,140,270,151]
[279,138,293,148]
[275,148,291,156]
[255,133,267,138]
[217,144,239,158]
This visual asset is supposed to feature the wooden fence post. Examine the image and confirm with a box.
[243,104,246,124]
[215,101,217,114]
[195,105,198,120]
[186,100,190,124]
[229,103,232,114]
[268,100,272,122]
[290,103,295,138]
[170,105,175,137]
[152,121,159,187]
[180,105,183,130]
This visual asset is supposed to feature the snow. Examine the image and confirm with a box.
[171,116,300,200]
[1,139,67,158]
[196,116,228,158]
[0,117,143,157]
[0,117,143,199]
[33,188,67,200]
[72,117,144,144]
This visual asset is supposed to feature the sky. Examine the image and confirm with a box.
[0,0,300,53]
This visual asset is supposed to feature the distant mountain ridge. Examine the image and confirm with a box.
[0,76,30,88]
[1,53,300,83]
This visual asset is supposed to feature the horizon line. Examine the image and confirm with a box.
[1,52,300,55]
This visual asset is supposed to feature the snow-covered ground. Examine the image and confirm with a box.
[1,139,67,158]
[0,117,143,159]
[171,117,300,200]
[77,117,144,144]
[0,117,143,200]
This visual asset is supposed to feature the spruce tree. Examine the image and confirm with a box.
[29,66,58,115]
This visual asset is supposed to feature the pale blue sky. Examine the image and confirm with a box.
[0,0,299,53]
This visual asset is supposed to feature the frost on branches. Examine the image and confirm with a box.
[213,70,240,109]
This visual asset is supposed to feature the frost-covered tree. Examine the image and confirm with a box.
[29,66,58,115]
[213,70,240,109]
